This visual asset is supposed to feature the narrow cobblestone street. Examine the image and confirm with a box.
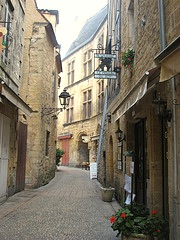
[0,167,120,240]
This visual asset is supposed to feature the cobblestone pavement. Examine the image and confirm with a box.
[0,166,120,240]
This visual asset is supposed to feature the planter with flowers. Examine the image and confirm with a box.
[110,204,168,240]
[121,48,135,71]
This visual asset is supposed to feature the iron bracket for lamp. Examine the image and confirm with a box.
[41,107,63,116]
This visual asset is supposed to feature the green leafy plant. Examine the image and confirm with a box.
[110,204,169,239]
[56,148,65,165]
[121,48,135,70]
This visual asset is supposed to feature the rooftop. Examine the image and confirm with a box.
[63,5,107,60]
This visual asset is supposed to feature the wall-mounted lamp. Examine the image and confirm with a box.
[59,89,71,109]
[107,112,111,123]
[152,91,172,122]
[42,89,71,116]
[115,127,125,142]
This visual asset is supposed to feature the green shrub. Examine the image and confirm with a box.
[56,148,65,165]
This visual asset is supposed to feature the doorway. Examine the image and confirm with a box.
[16,122,27,192]
[0,114,10,200]
[78,134,89,164]
[134,119,147,205]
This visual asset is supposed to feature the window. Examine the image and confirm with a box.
[1,1,13,64]
[66,96,74,123]
[98,80,104,113]
[45,131,50,156]
[83,89,92,119]
[128,0,135,45]
[83,50,92,77]
[67,60,75,85]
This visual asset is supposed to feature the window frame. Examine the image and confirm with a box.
[83,49,92,77]
[66,96,74,123]
[67,60,75,85]
[83,89,92,119]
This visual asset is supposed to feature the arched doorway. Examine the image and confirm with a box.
[78,133,89,164]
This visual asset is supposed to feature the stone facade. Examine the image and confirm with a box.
[98,0,180,239]
[0,0,31,201]
[57,7,107,168]
[20,1,61,188]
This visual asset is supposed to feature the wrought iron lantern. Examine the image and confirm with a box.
[42,89,71,116]
[59,89,71,110]
[115,127,125,142]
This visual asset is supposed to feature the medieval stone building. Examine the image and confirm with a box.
[57,6,107,167]
[97,0,180,239]
[0,0,62,200]
[0,0,31,201]
[20,0,62,188]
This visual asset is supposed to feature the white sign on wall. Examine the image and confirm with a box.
[90,162,97,179]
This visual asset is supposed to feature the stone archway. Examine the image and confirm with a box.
[77,133,89,165]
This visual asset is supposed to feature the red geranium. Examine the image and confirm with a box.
[152,210,157,216]
[121,213,126,219]
[110,216,116,223]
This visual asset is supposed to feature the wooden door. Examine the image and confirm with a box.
[16,122,27,192]
[61,139,69,166]
[134,119,147,205]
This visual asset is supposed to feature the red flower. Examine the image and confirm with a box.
[110,216,116,223]
[157,229,161,233]
[152,210,157,216]
[121,213,126,219]
[127,58,131,61]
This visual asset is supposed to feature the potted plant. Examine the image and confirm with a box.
[110,203,169,239]
[121,48,135,71]
[56,148,65,166]
[100,165,115,202]
[101,185,115,202]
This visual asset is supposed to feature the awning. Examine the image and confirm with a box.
[1,84,32,116]
[114,77,148,121]
[155,36,180,82]
[159,49,180,82]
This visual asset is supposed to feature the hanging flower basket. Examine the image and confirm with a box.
[121,49,135,70]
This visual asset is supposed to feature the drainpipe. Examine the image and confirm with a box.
[171,78,178,239]
[158,0,166,50]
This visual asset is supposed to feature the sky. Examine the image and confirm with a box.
[36,0,107,57]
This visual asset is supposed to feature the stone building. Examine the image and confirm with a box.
[0,0,32,201]
[20,0,62,188]
[97,0,180,239]
[57,6,107,167]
